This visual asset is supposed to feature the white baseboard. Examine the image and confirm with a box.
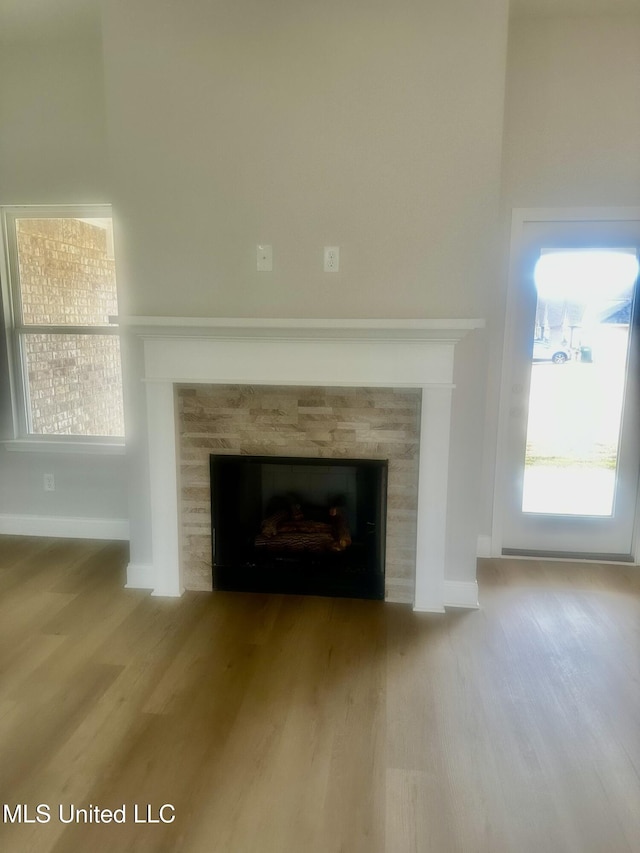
[125,562,155,590]
[125,565,183,596]
[413,603,446,614]
[0,513,129,540]
[443,580,479,609]
[476,534,493,558]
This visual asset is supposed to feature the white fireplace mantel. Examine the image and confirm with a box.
[125,317,484,612]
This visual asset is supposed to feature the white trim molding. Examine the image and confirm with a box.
[121,316,483,340]
[3,439,125,455]
[414,581,479,612]
[443,580,479,610]
[131,317,484,610]
[125,563,155,590]
[476,534,493,558]
[0,514,129,540]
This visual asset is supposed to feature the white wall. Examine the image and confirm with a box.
[100,0,510,582]
[102,0,509,320]
[502,13,640,208]
[0,41,110,203]
[480,12,640,542]
[0,10,129,531]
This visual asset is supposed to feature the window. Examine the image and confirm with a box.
[1,206,124,443]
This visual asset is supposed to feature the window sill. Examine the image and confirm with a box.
[2,439,126,456]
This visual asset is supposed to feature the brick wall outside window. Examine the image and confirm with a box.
[16,217,124,437]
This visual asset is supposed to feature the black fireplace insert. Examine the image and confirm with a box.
[210,454,387,599]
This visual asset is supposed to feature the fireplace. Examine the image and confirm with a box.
[210,455,387,599]
[125,317,483,611]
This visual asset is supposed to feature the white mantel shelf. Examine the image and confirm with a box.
[120,316,484,342]
[129,316,484,612]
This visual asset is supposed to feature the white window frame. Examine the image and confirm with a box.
[0,204,125,452]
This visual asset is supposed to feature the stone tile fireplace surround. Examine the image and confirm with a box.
[178,384,421,601]
[127,318,483,612]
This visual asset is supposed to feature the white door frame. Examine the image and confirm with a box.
[492,206,640,564]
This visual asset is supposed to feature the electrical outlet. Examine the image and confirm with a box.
[44,473,55,492]
[324,246,339,273]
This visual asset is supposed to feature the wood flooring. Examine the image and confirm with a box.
[0,536,638,852]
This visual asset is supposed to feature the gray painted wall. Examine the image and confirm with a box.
[0,10,129,527]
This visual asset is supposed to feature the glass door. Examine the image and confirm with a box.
[500,216,640,559]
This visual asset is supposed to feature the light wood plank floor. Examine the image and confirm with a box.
[0,536,638,852]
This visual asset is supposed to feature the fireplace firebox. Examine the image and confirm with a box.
[210,455,387,599]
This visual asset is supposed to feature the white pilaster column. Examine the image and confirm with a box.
[413,385,454,612]
[146,381,182,596]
